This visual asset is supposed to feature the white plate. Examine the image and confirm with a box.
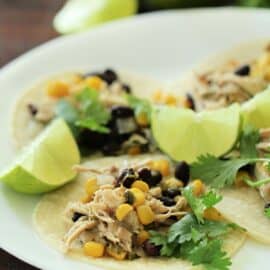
[0,7,270,270]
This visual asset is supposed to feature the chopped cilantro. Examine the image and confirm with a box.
[239,125,259,158]
[182,187,222,223]
[265,208,270,219]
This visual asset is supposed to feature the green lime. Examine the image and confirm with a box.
[54,0,138,34]
[151,104,241,163]
[241,86,270,129]
[0,119,80,194]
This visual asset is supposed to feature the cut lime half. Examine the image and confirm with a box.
[0,119,80,194]
[151,104,241,163]
[241,86,270,129]
[54,0,138,34]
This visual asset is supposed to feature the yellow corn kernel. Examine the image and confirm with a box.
[130,188,145,206]
[85,177,99,197]
[132,180,149,192]
[116,204,133,221]
[203,207,223,221]
[128,145,141,156]
[152,159,170,177]
[47,81,69,98]
[191,179,204,196]
[85,76,103,90]
[84,241,105,258]
[81,194,93,203]
[137,230,150,245]
[164,94,177,106]
[152,89,163,103]
[106,246,127,260]
[136,112,149,127]
[136,205,155,225]
[235,171,249,188]
[163,178,183,189]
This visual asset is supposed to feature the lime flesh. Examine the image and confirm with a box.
[54,0,138,34]
[241,86,270,129]
[151,104,241,163]
[0,119,80,194]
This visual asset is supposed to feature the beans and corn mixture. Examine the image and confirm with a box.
[63,158,225,260]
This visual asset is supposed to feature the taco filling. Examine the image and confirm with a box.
[190,44,270,111]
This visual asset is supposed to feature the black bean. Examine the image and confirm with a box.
[264,202,270,209]
[160,196,176,206]
[28,104,38,116]
[125,191,135,205]
[138,168,152,181]
[101,69,118,85]
[174,161,190,185]
[186,93,196,111]
[72,212,85,222]
[147,170,162,187]
[102,143,120,156]
[234,65,250,76]
[143,241,160,257]
[162,188,180,198]
[122,83,132,93]
[111,106,134,118]
[117,168,137,188]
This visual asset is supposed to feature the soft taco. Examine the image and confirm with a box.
[170,39,270,111]
[34,154,246,269]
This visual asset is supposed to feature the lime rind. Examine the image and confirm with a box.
[151,104,241,163]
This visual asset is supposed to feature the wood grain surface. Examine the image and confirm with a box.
[0,2,63,269]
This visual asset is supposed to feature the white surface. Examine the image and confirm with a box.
[0,7,270,270]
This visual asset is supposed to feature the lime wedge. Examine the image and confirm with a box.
[241,86,270,129]
[151,104,240,163]
[0,119,80,194]
[54,0,138,34]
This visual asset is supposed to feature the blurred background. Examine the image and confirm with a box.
[0,0,269,269]
[1,0,270,68]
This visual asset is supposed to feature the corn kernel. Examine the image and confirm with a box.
[136,205,155,225]
[152,159,170,177]
[127,146,141,156]
[235,171,249,188]
[130,188,145,206]
[132,180,149,192]
[106,246,127,260]
[137,230,150,245]
[191,179,204,196]
[203,207,223,221]
[116,204,133,221]
[163,178,183,189]
[85,76,103,90]
[84,241,105,258]
[164,94,177,106]
[152,89,163,103]
[136,112,149,127]
[81,194,93,203]
[85,177,99,197]
[47,81,69,98]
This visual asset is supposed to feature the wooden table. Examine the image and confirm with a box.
[0,2,63,269]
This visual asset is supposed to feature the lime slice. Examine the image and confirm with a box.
[151,104,240,163]
[241,86,270,129]
[0,119,80,194]
[54,0,138,34]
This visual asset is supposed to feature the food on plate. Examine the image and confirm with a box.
[0,118,80,194]
[151,103,241,162]
[34,155,245,269]
[171,40,270,112]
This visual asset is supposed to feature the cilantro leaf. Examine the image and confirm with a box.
[126,94,152,121]
[187,239,231,270]
[239,125,259,158]
[182,187,222,223]
[75,118,110,133]
[191,154,258,189]
[265,208,270,219]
